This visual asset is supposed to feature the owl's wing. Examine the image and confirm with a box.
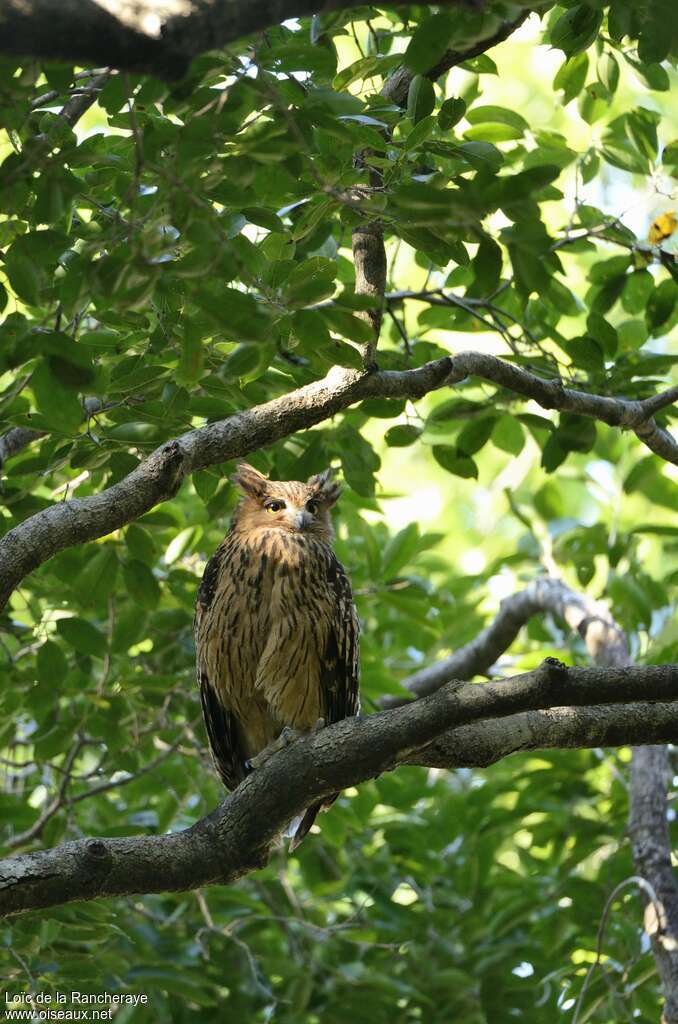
[195,542,249,791]
[289,553,360,850]
[319,553,360,725]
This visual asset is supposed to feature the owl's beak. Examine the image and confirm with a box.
[290,510,312,531]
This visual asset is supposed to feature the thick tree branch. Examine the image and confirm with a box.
[1,661,677,918]
[2,0,498,79]
[1,356,676,612]
[416,702,678,769]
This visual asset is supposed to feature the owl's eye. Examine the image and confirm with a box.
[265,500,285,514]
[305,500,319,515]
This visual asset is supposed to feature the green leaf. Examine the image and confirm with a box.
[460,54,497,75]
[39,331,97,390]
[466,105,528,131]
[37,641,68,686]
[404,13,454,75]
[457,416,497,456]
[438,98,466,131]
[407,75,436,125]
[224,343,273,381]
[464,123,523,143]
[562,336,604,373]
[454,141,502,173]
[588,255,631,283]
[319,308,374,345]
[57,618,107,657]
[106,422,159,443]
[597,53,619,94]
[623,55,670,91]
[4,230,69,305]
[194,287,270,341]
[541,434,567,472]
[491,415,524,455]
[432,446,478,478]
[470,237,502,295]
[578,82,610,125]
[123,559,161,609]
[284,257,337,306]
[622,269,654,314]
[384,425,422,447]
[626,108,659,160]
[550,6,603,57]
[646,279,677,334]
[618,318,648,351]
[75,546,119,606]
[404,115,435,152]
[586,312,618,357]
[382,523,420,578]
[637,0,674,63]
[559,413,597,452]
[32,362,82,433]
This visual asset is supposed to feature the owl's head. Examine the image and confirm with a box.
[230,463,341,538]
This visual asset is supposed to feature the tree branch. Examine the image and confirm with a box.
[415,702,678,769]
[349,9,531,366]
[381,9,531,106]
[1,356,676,612]
[0,427,42,470]
[1,661,677,918]
[2,0,499,79]
[385,576,629,705]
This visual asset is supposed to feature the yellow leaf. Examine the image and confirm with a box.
[647,210,677,245]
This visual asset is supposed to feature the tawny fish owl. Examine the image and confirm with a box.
[194,463,360,848]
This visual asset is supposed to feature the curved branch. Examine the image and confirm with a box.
[387,576,628,705]
[1,661,677,918]
[1,355,676,611]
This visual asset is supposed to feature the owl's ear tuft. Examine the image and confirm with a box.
[231,463,269,498]
[307,468,341,507]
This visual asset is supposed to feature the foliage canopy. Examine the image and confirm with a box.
[0,0,677,1020]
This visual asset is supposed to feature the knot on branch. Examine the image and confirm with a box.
[445,355,470,386]
[151,439,186,499]
[82,839,112,876]
[544,377,567,410]
[541,657,569,682]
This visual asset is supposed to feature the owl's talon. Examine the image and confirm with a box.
[280,725,303,746]
[247,726,304,769]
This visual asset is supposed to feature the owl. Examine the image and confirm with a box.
[194,463,360,849]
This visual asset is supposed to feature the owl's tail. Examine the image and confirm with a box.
[287,801,322,851]
[286,793,339,851]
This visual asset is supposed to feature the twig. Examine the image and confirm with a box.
[572,876,662,1024]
